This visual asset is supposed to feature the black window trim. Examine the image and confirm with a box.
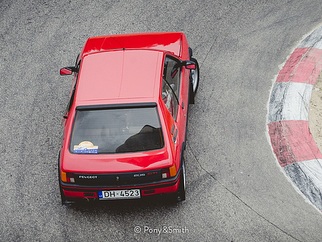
[76,102,157,111]
[69,102,164,154]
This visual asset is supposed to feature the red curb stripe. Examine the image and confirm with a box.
[276,47,322,84]
[268,120,322,167]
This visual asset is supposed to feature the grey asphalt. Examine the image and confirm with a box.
[1,0,322,241]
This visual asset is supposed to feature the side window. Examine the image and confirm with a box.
[162,79,178,119]
[65,57,81,117]
[163,56,181,98]
[162,56,181,119]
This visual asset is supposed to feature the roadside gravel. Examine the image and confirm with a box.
[310,72,322,150]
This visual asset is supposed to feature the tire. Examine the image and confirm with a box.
[58,158,66,205]
[59,184,68,205]
[177,159,186,202]
[189,57,200,104]
[58,152,73,206]
[59,179,74,206]
[189,47,193,58]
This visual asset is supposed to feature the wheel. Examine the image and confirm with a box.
[176,159,186,202]
[59,184,68,205]
[58,152,74,206]
[189,47,193,58]
[189,57,200,104]
[59,179,75,206]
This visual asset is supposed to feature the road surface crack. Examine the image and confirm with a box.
[186,142,302,242]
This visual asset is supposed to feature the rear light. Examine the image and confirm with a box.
[161,170,169,179]
[60,171,75,183]
[161,165,177,179]
[61,171,67,182]
[169,165,177,177]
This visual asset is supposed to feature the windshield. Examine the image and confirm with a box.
[70,105,164,154]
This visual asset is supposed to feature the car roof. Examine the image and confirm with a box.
[81,32,183,58]
[75,49,164,105]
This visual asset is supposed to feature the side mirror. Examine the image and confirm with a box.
[183,61,196,70]
[60,66,78,76]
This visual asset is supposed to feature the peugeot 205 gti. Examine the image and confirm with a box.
[59,32,199,205]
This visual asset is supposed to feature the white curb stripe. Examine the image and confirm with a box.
[284,161,322,211]
[298,159,322,189]
[268,82,313,122]
[268,25,322,211]
[299,26,322,49]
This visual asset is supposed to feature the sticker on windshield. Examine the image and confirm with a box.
[73,141,98,154]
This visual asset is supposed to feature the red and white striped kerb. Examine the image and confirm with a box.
[267,26,322,211]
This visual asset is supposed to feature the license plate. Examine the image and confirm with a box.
[98,189,141,200]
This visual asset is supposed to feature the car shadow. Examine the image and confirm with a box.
[65,196,183,214]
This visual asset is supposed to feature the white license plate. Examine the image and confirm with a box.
[98,189,141,200]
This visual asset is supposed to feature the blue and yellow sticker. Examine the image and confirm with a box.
[73,141,98,154]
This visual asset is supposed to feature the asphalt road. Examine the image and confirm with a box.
[1,0,322,241]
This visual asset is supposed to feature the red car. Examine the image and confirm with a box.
[59,32,199,204]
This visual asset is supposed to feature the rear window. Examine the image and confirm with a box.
[70,105,164,154]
